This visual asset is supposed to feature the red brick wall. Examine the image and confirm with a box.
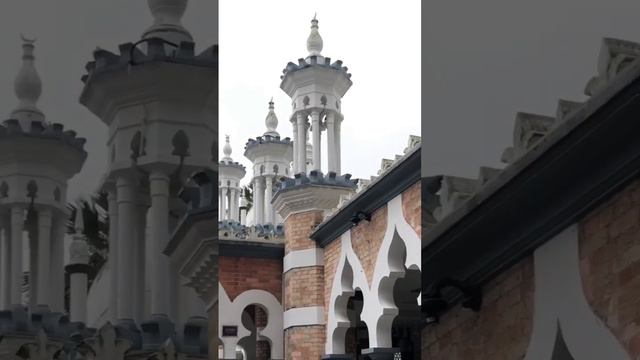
[324,238,341,323]
[284,267,324,309]
[580,177,640,357]
[285,326,325,360]
[284,211,324,254]
[402,182,422,237]
[421,256,534,359]
[351,205,387,286]
[218,256,282,302]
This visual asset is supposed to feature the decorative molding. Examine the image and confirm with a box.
[283,306,325,329]
[283,248,324,273]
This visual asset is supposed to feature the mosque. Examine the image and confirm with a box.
[217,14,422,360]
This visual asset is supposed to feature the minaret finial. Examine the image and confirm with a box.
[11,34,44,128]
[265,98,279,137]
[307,14,323,56]
[143,0,193,44]
[222,134,232,161]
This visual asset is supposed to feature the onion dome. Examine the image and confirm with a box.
[264,98,279,137]
[222,135,233,162]
[11,34,44,130]
[307,14,323,56]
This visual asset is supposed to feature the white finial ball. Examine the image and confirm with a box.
[223,135,232,158]
[307,15,323,56]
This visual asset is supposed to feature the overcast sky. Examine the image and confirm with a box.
[219,0,421,185]
[422,0,640,178]
[0,0,217,203]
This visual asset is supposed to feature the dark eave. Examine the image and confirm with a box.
[422,61,640,296]
[310,145,421,247]
[218,239,284,259]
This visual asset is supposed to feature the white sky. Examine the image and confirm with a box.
[219,0,421,186]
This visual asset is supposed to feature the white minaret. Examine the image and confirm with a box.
[67,209,90,323]
[0,37,86,311]
[280,15,352,175]
[219,135,246,222]
[80,0,216,323]
[244,99,293,225]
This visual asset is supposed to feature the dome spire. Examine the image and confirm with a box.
[264,97,279,137]
[222,134,233,161]
[143,0,193,44]
[307,13,323,56]
[11,34,45,129]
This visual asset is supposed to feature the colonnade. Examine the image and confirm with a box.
[291,111,342,175]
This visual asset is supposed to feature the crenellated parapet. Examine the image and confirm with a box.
[0,119,87,154]
[0,306,208,359]
[81,39,217,84]
[218,220,285,242]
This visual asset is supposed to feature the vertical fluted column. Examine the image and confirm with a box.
[28,221,38,308]
[229,188,236,221]
[292,119,299,173]
[107,188,119,321]
[134,200,147,322]
[220,187,227,221]
[116,175,136,319]
[36,208,52,306]
[254,178,264,225]
[50,212,66,312]
[148,170,170,315]
[67,233,89,323]
[311,111,321,171]
[335,116,342,175]
[264,176,273,224]
[9,206,24,305]
[326,113,336,174]
[0,215,9,308]
[296,114,307,174]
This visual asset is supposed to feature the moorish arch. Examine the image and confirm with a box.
[524,225,628,359]
[326,193,421,354]
[218,285,284,359]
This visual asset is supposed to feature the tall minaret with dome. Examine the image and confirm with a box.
[78,0,215,353]
[0,37,87,313]
[244,99,293,226]
[280,15,352,175]
[219,135,246,222]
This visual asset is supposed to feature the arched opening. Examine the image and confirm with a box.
[344,290,369,359]
[237,303,271,360]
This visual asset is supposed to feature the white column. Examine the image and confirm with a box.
[311,111,321,171]
[107,189,119,321]
[240,207,247,226]
[50,213,66,312]
[296,114,307,174]
[292,120,299,174]
[0,215,9,309]
[228,188,236,221]
[28,221,38,308]
[221,187,228,221]
[134,201,147,322]
[36,208,52,306]
[218,189,223,221]
[148,171,170,315]
[335,116,342,175]
[254,178,264,225]
[9,206,24,305]
[116,175,136,319]
[264,176,273,224]
[326,113,336,173]
[68,235,89,323]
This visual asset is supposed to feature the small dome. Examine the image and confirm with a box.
[307,14,323,56]
[11,35,45,130]
[143,0,193,44]
[264,98,279,136]
[222,134,233,161]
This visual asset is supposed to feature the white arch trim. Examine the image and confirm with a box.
[218,284,284,360]
[325,193,421,354]
[524,224,629,359]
